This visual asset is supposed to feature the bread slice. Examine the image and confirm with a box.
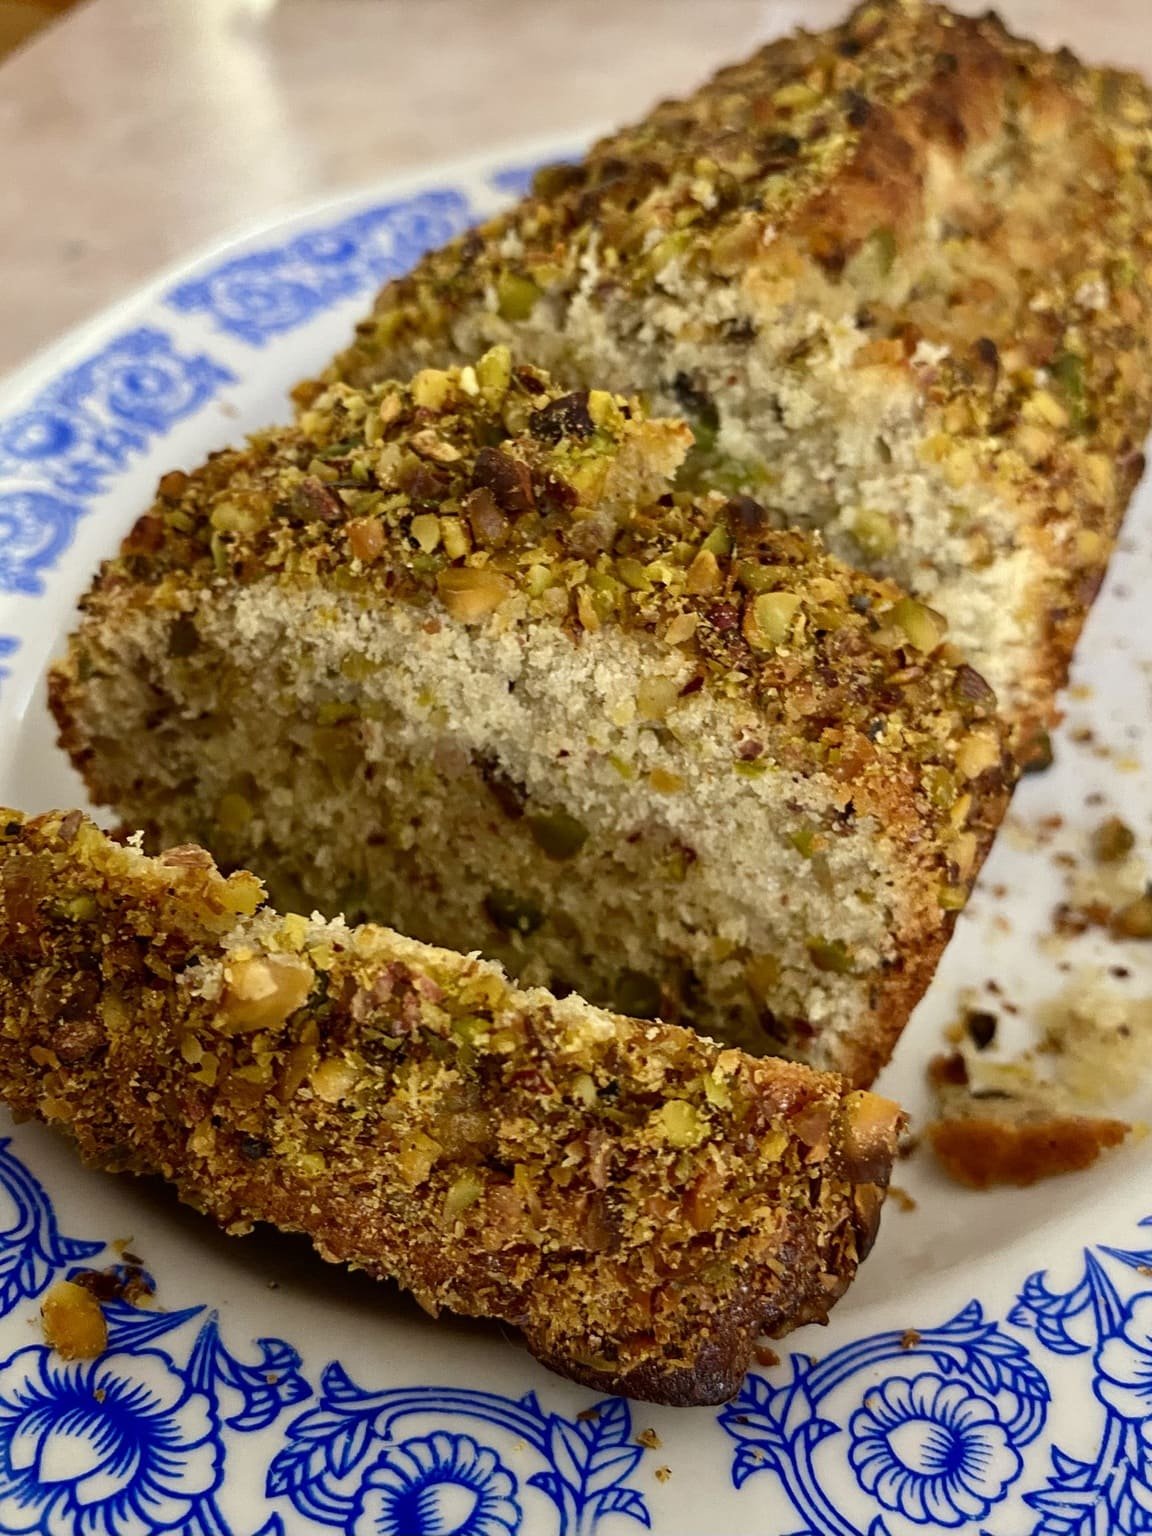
[312,0,1152,749]
[50,356,1010,1083]
[0,808,903,1405]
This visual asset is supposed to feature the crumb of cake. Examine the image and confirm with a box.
[900,1329,922,1350]
[1093,817,1136,866]
[1113,891,1152,939]
[636,1428,662,1450]
[754,1345,781,1368]
[41,1280,108,1361]
[926,968,1152,1189]
[71,1263,155,1309]
[965,1011,997,1050]
[928,1113,1128,1189]
[655,1467,672,1484]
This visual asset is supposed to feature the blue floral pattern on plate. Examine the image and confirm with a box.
[166,190,472,346]
[0,1129,1147,1531]
[0,328,233,595]
[848,1372,1022,1526]
[0,1347,222,1536]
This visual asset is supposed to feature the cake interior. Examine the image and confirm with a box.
[65,581,939,1074]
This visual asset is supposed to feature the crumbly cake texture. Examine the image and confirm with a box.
[925,1049,1130,1189]
[313,0,1152,747]
[50,356,1010,1084]
[0,809,903,1406]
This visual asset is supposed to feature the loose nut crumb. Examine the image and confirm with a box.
[900,1329,922,1350]
[655,1466,672,1483]
[41,1280,108,1360]
[636,1427,662,1450]
[1093,816,1136,863]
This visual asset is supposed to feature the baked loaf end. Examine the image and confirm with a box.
[317,0,1152,748]
[51,355,1010,1083]
[0,809,903,1405]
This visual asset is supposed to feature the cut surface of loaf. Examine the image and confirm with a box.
[314,0,1152,747]
[50,356,1010,1083]
[0,809,903,1405]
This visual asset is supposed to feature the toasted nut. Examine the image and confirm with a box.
[1113,891,1152,938]
[437,568,513,622]
[476,345,512,399]
[443,1170,484,1220]
[41,1280,107,1361]
[409,513,441,553]
[745,592,801,648]
[410,368,454,412]
[890,597,947,652]
[841,1090,903,1183]
[685,549,720,595]
[496,272,541,321]
[463,487,510,549]
[222,954,314,1031]
[310,1057,359,1103]
[955,731,1001,780]
[1093,817,1136,862]
[347,516,385,564]
[398,1130,442,1187]
[636,676,680,720]
[851,508,897,557]
[410,428,461,463]
[656,1100,705,1148]
[664,611,699,645]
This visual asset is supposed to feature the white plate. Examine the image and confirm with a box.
[1,138,1151,1536]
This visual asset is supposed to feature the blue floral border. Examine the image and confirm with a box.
[0,181,482,708]
[0,1134,1146,1533]
[165,188,473,346]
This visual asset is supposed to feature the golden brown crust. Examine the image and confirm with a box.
[927,1113,1129,1189]
[316,0,1152,746]
[0,808,903,1405]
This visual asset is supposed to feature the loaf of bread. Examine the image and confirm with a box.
[313,0,1152,750]
[0,809,903,1405]
[50,356,1010,1084]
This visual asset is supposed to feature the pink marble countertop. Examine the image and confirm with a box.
[1,0,1148,377]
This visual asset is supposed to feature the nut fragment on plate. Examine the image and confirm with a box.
[41,1279,108,1361]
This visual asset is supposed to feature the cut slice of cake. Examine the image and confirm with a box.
[311,0,1152,750]
[50,356,1010,1084]
[0,809,903,1405]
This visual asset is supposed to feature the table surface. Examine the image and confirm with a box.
[0,0,1148,378]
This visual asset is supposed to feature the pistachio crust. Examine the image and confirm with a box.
[59,354,1009,887]
[313,0,1152,744]
[51,355,1011,1081]
[0,809,902,1405]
